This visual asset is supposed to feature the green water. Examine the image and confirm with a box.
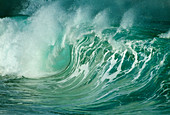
[0,0,170,114]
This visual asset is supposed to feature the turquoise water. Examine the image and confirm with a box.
[0,0,170,114]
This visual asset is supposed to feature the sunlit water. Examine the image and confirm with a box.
[0,0,170,114]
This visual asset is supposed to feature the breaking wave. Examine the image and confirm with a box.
[0,0,169,114]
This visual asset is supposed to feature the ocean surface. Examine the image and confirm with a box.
[0,0,170,114]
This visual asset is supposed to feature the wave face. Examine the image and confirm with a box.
[0,0,170,114]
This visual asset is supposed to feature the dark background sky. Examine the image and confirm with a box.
[0,0,169,21]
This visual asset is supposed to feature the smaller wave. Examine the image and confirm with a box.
[159,29,170,39]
